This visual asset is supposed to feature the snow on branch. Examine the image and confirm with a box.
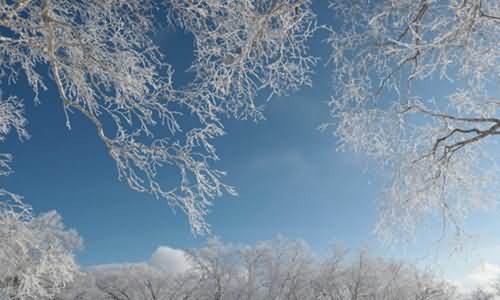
[0,198,81,300]
[326,0,500,242]
[0,0,318,233]
[171,0,318,120]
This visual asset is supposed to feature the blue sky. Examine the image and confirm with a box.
[2,25,383,264]
[2,1,500,289]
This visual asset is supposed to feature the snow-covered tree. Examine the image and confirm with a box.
[0,0,317,234]
[55,238,460,300]
[0,73,81,300]
[4,0,498,248]
[468,288,495,300]
[0,199,81,300]
[325,0,500,241]
[94,265,178,300]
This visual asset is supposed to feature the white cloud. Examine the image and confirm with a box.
[87,246,191,275]
[458,263,500,293]
[148,246,191,274]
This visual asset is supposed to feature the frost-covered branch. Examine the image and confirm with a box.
[170,0,318,120]
[0,0,318,233]
[0,0,230,233]
[326,0,500,242]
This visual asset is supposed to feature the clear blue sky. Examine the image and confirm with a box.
[2,1,500,286]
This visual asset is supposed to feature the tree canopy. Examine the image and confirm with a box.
[2,1,500,298]
[0,0,499,241]
[326,0,500,241]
